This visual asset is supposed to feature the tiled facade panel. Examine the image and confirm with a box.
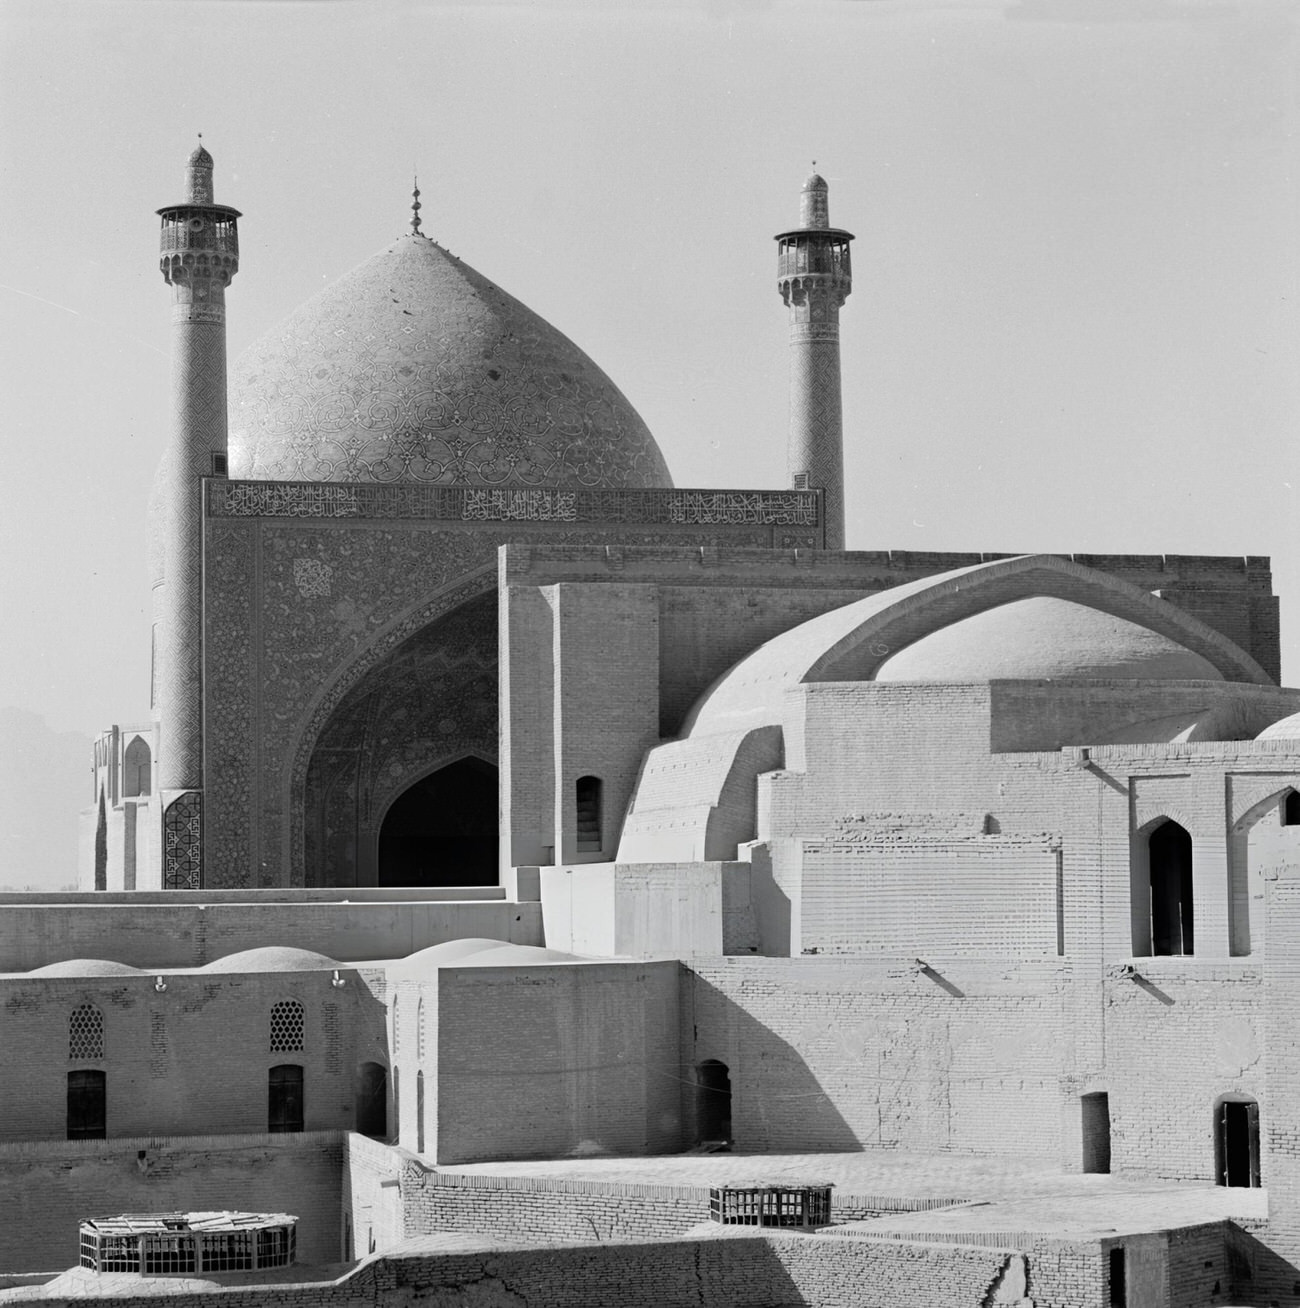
[0,1134,341,1274]
[433,962,681,1164]
[0,974,382,1142]
[0,899,542,972]
[685,959,1067,1160]
[799,838,1060,958]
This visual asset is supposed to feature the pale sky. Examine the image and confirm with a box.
[0,0,1296,738]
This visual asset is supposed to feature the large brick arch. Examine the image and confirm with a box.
[684,555,1270,740]
[288,566,497,886]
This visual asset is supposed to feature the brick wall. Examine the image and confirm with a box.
[0,898,541,971]
[432,960,682,1163]
[0,1132,342,1273]
[0,973,387,1142]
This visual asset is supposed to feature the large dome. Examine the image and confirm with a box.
[228,234,672,488]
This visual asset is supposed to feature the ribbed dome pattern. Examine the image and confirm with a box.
[228,234,672,488]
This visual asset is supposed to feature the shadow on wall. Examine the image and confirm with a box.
[1226,1224,1300,1305]
[685,974,860,1153]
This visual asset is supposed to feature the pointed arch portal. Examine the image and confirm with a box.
[377,756,498,888]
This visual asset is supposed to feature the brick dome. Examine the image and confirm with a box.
[228,234,673,488]
[874,597,1223,682]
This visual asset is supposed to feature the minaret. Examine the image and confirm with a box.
[776,172,853,550]
[154,140,240,888]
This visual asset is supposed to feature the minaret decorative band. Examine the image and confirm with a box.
[155,141,240,888]
[775,172,853,550]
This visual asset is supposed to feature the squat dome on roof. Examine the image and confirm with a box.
[228,234,673,489]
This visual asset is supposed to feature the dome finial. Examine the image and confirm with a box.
[410,176,423,236]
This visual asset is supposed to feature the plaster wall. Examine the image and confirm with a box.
[540,862,726,957]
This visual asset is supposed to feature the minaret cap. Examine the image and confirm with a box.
[800,172,830,229]
[185,137,215,205]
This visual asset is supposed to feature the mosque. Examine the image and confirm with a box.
[1,143,1300,1305]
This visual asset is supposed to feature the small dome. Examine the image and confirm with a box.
[202,946,340,973]
[27,958,140,977]
[1258,711,1300,741]
[387,938,513,977]
[874,597,1224,683]
[454,945,587,967]
[188,142,213,169]
[803,172,827,190]
[229,235,673,489]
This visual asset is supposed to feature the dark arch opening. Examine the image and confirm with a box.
[1216,1097,1260,1188]
[356,1062,387,1139]
[1149,821,1194,957]
[268,1064,304,1134]
[378,757,499,888]
[123,736,151,798]
[696,1060,732,1147]
[1285,791,1300,826]
[576,775,602,853]
[67,1069,106,1140]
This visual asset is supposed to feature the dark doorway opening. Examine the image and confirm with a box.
[1285,791,1300,826]
[1217,1098,1261,1188]
[356,1062,388,1139]
[1081,1092,1111,1174]
[696,1060,732,1146]
[1109,1247,1126,1308]
[268,1064,304,1134]
[67,1069,106,1140]
[378,757,498,888]
[1149,821,1194,956]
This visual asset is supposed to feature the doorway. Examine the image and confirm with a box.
[377,757,498,887]
[1216,1098,1260,1188]
[696,1060,732,1146]
[1081,1092,1111,1174]
[1149,821,1194,956]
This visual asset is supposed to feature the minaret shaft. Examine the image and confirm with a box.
[154,144,240,887]
[776,174,853,550]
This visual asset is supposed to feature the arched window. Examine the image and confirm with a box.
[576,776,602,853]
[356,1063,387,1139]
[1216,1097,1261,1188]
[269,1000,304,1054]
[1284,791,1300,826]
[94,790,107,892]
[69,1004,104,1062]
[416,1070,426,1154]
[123,737,152,798]
[695,1060,732,1146]
[1147,820,1194,957]
[268,1065,304,1134]
[67,1069,106,1140]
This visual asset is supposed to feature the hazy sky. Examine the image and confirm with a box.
[0,0,1296,737]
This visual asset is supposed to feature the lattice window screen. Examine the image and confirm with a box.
[69,1004,104,1061]
[269,1000,305,1054]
